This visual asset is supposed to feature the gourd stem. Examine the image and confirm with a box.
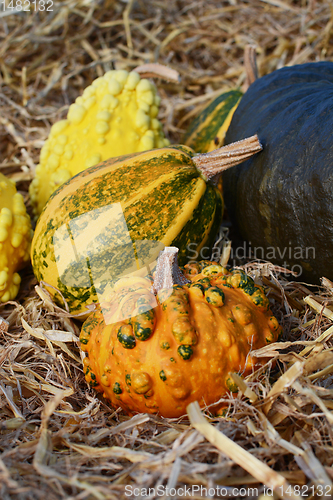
[134,63,180,83]
[193,134,262,181]
[151,247,190,295]
[244,45,258,89]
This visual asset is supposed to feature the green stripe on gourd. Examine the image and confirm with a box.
[184,90,243,153]
[172,184,223,264]
[31,138,261,317]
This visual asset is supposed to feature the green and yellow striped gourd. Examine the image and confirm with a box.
[31,137,261,317]
[183,89,242,153]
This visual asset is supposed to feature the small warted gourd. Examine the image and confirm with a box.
[0,173,32,302]
[31,136,262,317]
[80,247,282,418]
[223,61,333,283]
[29,67,172,216]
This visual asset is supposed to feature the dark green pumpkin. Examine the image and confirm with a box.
[223,61,333,283]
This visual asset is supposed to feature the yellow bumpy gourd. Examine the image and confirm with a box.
[0,173,32,302]
[29,69,170,216]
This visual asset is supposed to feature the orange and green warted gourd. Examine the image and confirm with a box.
[80,247,282,418]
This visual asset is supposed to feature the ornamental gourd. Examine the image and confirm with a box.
[223,62,333,283]
[0,173,32,302]
[31,136,261,317]
[183,89,242,153]
[29,66,173,217]
[80,247,282,418]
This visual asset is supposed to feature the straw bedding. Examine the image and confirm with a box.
[1,1,333,499]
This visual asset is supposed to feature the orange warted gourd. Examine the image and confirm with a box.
[80,247,282,418]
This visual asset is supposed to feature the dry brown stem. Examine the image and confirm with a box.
[194,135,262,180]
